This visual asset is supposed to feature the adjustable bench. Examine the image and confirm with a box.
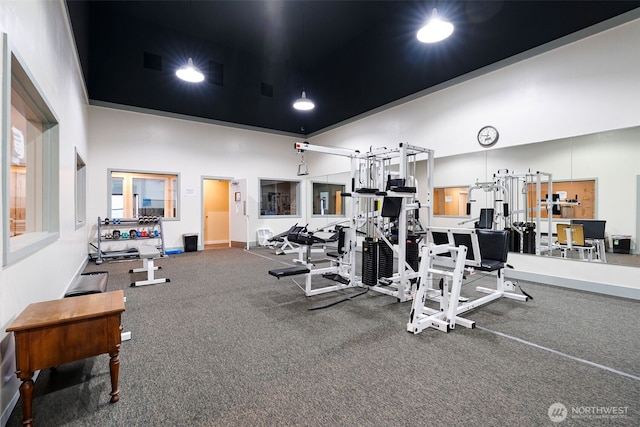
[268,266,310,279]
[130,246,170,287]
[64,271,109,297]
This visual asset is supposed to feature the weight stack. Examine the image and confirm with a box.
[508,227,520,252]
[378,241,394,279]
[523,224,536,254]
[406,235,419,272]
[362,238,378,286]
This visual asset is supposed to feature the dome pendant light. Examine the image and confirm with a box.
[293,9,314,112]
[176,57,204,83]
[417,8,454,43]
[293,90,315,111]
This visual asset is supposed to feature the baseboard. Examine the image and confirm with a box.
[505,270,640,300]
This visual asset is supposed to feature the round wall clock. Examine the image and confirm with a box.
[477,125,499,147]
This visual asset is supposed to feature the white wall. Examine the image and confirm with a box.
[0,1,90,424]
[86,106,303,250]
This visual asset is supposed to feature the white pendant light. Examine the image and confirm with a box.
[417,8,454,43]
[176,57,204,83]
[293,90,315,111]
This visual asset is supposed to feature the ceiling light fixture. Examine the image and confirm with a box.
[176,2,204,83]
[293,90,315,111]
[176,57,204,83]
[293,9,315,112]
[417,8,454,43]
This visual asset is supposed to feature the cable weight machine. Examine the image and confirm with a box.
[292,141,434,302]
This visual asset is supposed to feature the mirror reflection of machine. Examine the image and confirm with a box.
[319,192,328,215]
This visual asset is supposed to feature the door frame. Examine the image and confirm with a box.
[201,176,233,249]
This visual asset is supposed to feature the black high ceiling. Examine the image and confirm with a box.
[67,1,640,136]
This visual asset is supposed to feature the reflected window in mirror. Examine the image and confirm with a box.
[312,182,345,216]
[260,179,300,217]
[527,179,595,219]
[434,187,469,216]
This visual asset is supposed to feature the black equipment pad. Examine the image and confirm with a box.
[64,271,108,297]
[268,266,310,279]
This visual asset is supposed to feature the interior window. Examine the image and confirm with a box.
[4,49,60,265]
[527,180,596,219]
[108,170,179,219]
[433,187,469,216]
[259,179,299,216]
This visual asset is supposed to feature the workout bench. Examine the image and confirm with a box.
[130,246,170,287]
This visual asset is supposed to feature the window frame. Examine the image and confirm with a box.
[107,168,180,220]
[2,35,60,266]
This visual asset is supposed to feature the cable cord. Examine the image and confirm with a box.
[308,288,369,311]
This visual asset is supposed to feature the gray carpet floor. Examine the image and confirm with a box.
[6,247,640,426]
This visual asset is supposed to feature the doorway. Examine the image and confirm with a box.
[203,179,230,248]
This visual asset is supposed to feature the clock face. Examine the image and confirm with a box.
[478,126,499,147]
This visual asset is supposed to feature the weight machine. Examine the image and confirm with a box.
[407,226,529,334]
[269,141,434,303]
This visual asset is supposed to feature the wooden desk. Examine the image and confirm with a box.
[6,290,125,427]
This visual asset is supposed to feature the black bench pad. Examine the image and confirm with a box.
[268,266,310,279]
[64,271,108,297]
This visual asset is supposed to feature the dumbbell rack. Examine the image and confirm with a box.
[93,216,166,264]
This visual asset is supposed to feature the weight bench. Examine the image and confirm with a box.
[268,266,310,279]
[64,271,108,297]
[130,246,170,287]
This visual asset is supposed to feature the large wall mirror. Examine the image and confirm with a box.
[302,126,639,268]
[430,126,639,267]
[304,171,352,234]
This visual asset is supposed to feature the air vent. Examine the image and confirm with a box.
[261,82,274,98]
[143,52,162,71]
[209,61,223,86]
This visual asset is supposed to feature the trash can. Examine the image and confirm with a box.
[183,233,198,252]
[612,235,631,254]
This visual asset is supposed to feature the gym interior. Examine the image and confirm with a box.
[1,2,639,426]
